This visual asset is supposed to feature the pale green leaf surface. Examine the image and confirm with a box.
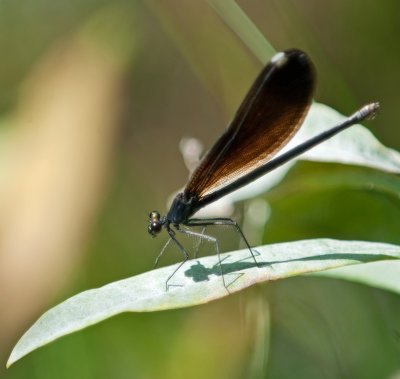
[8,239,400,367]
[315,260,400,294]
[298,103,400,172]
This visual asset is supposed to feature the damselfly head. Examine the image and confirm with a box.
[148,211,163,237]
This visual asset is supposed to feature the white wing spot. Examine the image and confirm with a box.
[270,52,288,68]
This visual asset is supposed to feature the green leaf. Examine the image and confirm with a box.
[263,161,400,241]
[315,261,400,294]
[269,162,400,200]
[299,103,400,173]
[7,238,400,367]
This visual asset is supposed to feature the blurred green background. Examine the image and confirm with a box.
[1,1,400,378]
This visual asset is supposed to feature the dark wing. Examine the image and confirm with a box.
[184,49,315,200]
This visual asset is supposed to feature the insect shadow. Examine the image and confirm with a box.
[183,252,392,288]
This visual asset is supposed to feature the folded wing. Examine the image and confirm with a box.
[184,49,316,200]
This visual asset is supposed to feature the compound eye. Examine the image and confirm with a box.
[148,221,162,236]
[152,221,162,232]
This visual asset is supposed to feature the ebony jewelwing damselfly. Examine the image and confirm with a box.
[148,49,379,290]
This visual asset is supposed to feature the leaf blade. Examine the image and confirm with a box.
[8,238,400,367]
